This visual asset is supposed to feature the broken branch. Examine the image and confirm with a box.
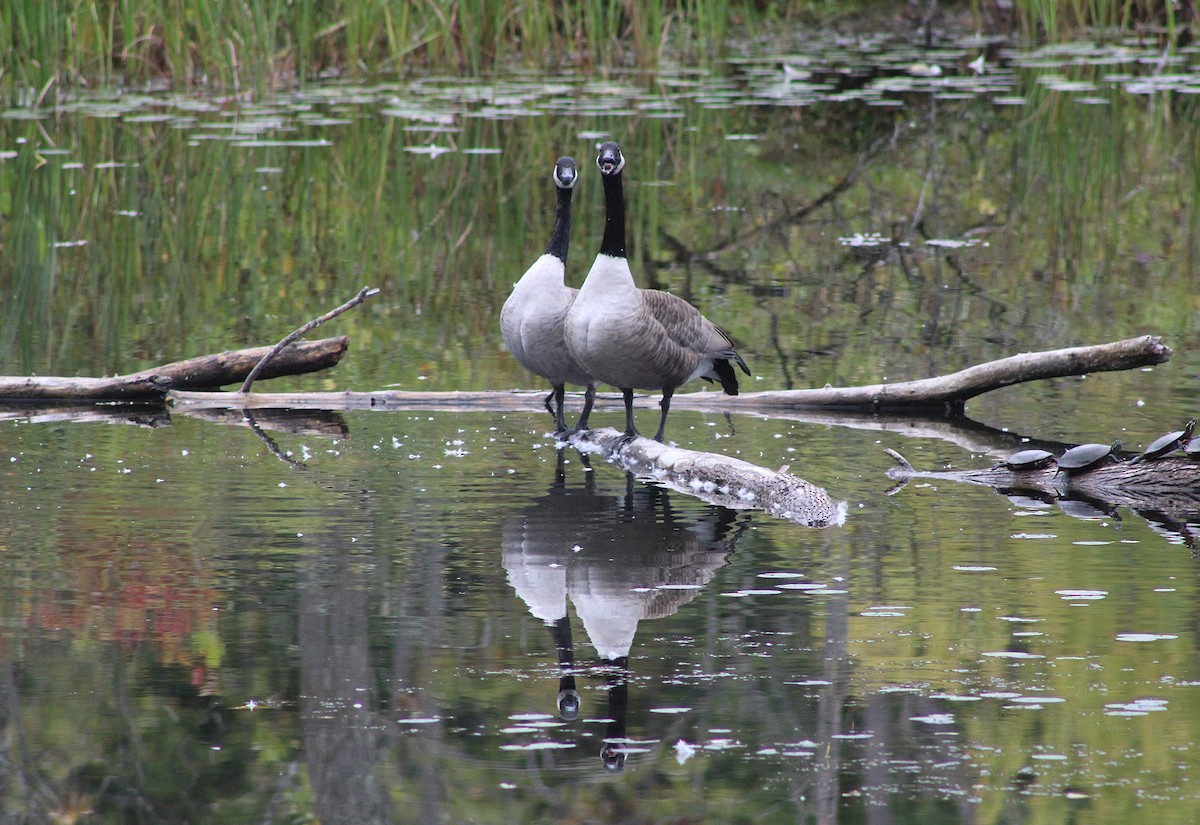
[239,286,379,393]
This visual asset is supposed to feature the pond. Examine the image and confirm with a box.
[2,30,1200,824]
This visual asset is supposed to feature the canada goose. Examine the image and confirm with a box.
[564,141,750,443]
[499,156,597,434]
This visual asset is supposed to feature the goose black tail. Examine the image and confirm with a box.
[712,357,740,396]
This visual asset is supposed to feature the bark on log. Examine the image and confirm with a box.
[567,428,847,528]
[166,336,1170,414]
[0,337,348,401]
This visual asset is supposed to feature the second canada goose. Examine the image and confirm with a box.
[499,156,597,434]
[564,141,749,443]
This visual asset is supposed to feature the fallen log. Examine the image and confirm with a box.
[0,335,1167,409]
[165,335,1170,414]
[0,337,349,402]
[566,428,847,528]
[885,449,1200,522]
[685,335,1171,413]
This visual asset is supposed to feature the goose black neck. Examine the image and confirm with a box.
[599,169,626,259]
[544,185,574,263]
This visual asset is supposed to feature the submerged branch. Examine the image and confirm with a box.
[658,129,889,269]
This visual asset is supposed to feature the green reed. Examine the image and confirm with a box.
[0,0,786,100]
[1,49,1197,388]
[7,0,1197,102]
[1010,0,1184,40]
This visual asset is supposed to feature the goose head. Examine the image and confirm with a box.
[553,156,578,189]
[596,141,625,176]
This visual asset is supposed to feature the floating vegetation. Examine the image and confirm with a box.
[1115,632,1179,641]
[1106,698,1170,715]
[838,232,893,247]
[1055,589,1108,600]
[499,741,576,751]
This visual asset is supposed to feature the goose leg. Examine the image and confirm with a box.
[543,388,556,416]
[653,387,675,443]
[551,384,568,434]
[618,388,640,445]
[572,383,597,432]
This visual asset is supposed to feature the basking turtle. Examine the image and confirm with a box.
[1132,419,1196,463]
[999,449,1056,472]
[1183,436,1200,458]
[1057,440,1121,475]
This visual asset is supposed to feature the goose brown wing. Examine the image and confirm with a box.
[641,289,732,354]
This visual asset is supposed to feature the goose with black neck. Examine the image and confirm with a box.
[565,141,750,444]
[499,156,597,435]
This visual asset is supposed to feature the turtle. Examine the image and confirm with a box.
[1131,419,1197,463]
[999,448,1057,472]
[1183,436,1200,458]
[1057,440,1121,475]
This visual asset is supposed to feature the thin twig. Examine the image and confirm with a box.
[239,286,379,394]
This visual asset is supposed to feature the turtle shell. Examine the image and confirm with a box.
[1183,436,1200,457]
[1058,440,1121,472]
[1135,419,1197,462]
[1003,449,1056,471]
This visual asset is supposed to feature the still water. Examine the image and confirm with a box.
[2,31,1200,824]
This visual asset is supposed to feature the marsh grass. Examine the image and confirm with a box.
[2,60,1196,387]
[6,0,1195,105]
[0,0,782,101]
[1010,0,1188,39]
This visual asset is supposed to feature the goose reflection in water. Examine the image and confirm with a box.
[502,451,747,772]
